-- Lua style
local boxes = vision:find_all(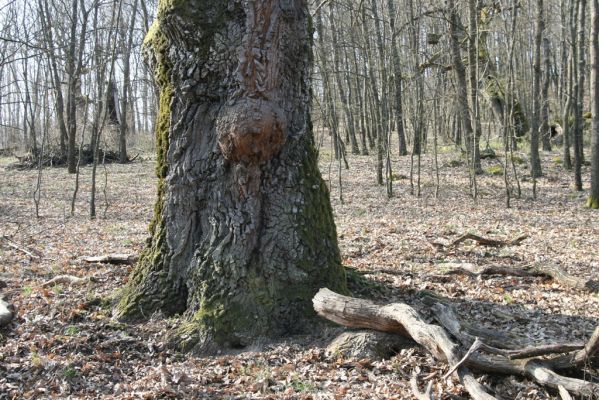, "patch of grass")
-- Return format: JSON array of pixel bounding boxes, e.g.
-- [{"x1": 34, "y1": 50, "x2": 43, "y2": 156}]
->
[
  {"x1": 503, "y1": 294, "x2": 514, "y2": 304},
  {"x1": 22, "y1": 285, "x2": 34, "y2": 296},
  {"x1": 65, "y1": 326, "x2": 78, "y2": 336},
  {"x1": 122, "y1": 239, "x2": 134, "y2": 247},
  {"x1": 50, "y1": 263, "x2": 61, "y2": 274},
  {"x1": 317, "y1": 148, "x2": 333, "y2": 159},
  {"x1": 63, "y1": 365, "x2": 77, "y2": 379},
  {"x1": 445, "y1": 159, "x2": 464, "y2": 168},
  {"x1": 354, "y1": 208, "x2": 366, "y2": 217},
  {"x1": 509, "y1": 154, "x2": 525, "y2": 165},
  {"x1": 486, "y1": 165, "x2": 504, "y2": 175},
  {"x1": 552, "y1": 156, "x2": 563, "y2": 165},
  {"x1": 290, "y1": 377, "x2": 315, "y2": 392},
  {"x1": 52, "y1": 284, "x2": 63, "y2": 295},
  {"x1": 30, "y1": 351, "x2": 42, "y2": 367}
]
